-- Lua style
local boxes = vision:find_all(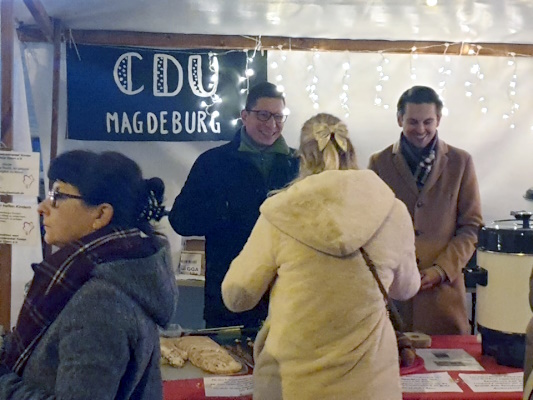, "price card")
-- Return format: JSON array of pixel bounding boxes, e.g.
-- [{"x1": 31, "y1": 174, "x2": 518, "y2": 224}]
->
[
  {"x1": 459, "y1": 372, "x2": 523, "y2": 392},
  {"x1": 402, "y1": 372, "x2": 463, "y2": 393},
  {"x1": 179, "y1": 251, "x2": 203, "y2": 276},
  {"x1": 204, "y1": 375, "x2": 253, "y2": 397}
]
